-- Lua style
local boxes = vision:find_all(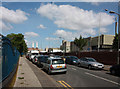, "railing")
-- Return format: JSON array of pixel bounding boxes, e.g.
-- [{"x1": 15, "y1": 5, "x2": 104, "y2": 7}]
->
[{"x1": 0, "y1": 34, "x2": 20, "y2": 87}]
